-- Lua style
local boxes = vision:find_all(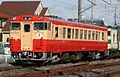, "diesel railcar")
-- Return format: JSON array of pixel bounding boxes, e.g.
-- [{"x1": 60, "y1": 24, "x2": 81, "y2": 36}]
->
[{"x1": 9, "y1": 15, "x2": 108, "y2": 62}]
